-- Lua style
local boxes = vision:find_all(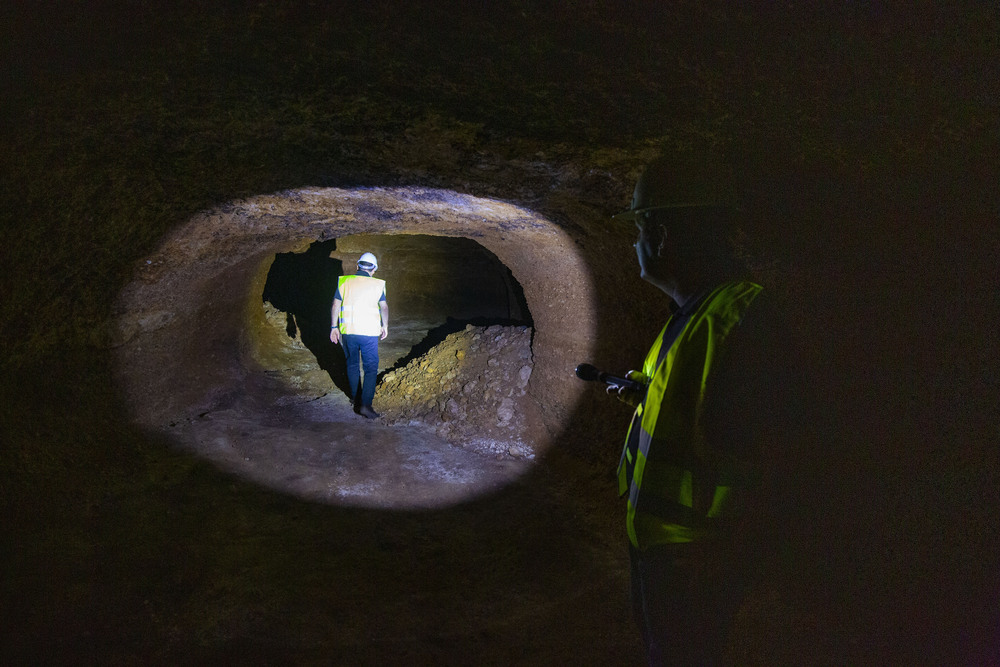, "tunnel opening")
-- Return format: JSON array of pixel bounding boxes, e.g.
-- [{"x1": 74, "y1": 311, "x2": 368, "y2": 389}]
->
[
  {"x1": 257, "y1": 235, "x2": 532, "y2": 387},
  {"x1": 114, "y1": 186, "x2": 597, "y2": 509},
  {"x1": 254, "y1": 233, "x2": 537, "y2": 457}
]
